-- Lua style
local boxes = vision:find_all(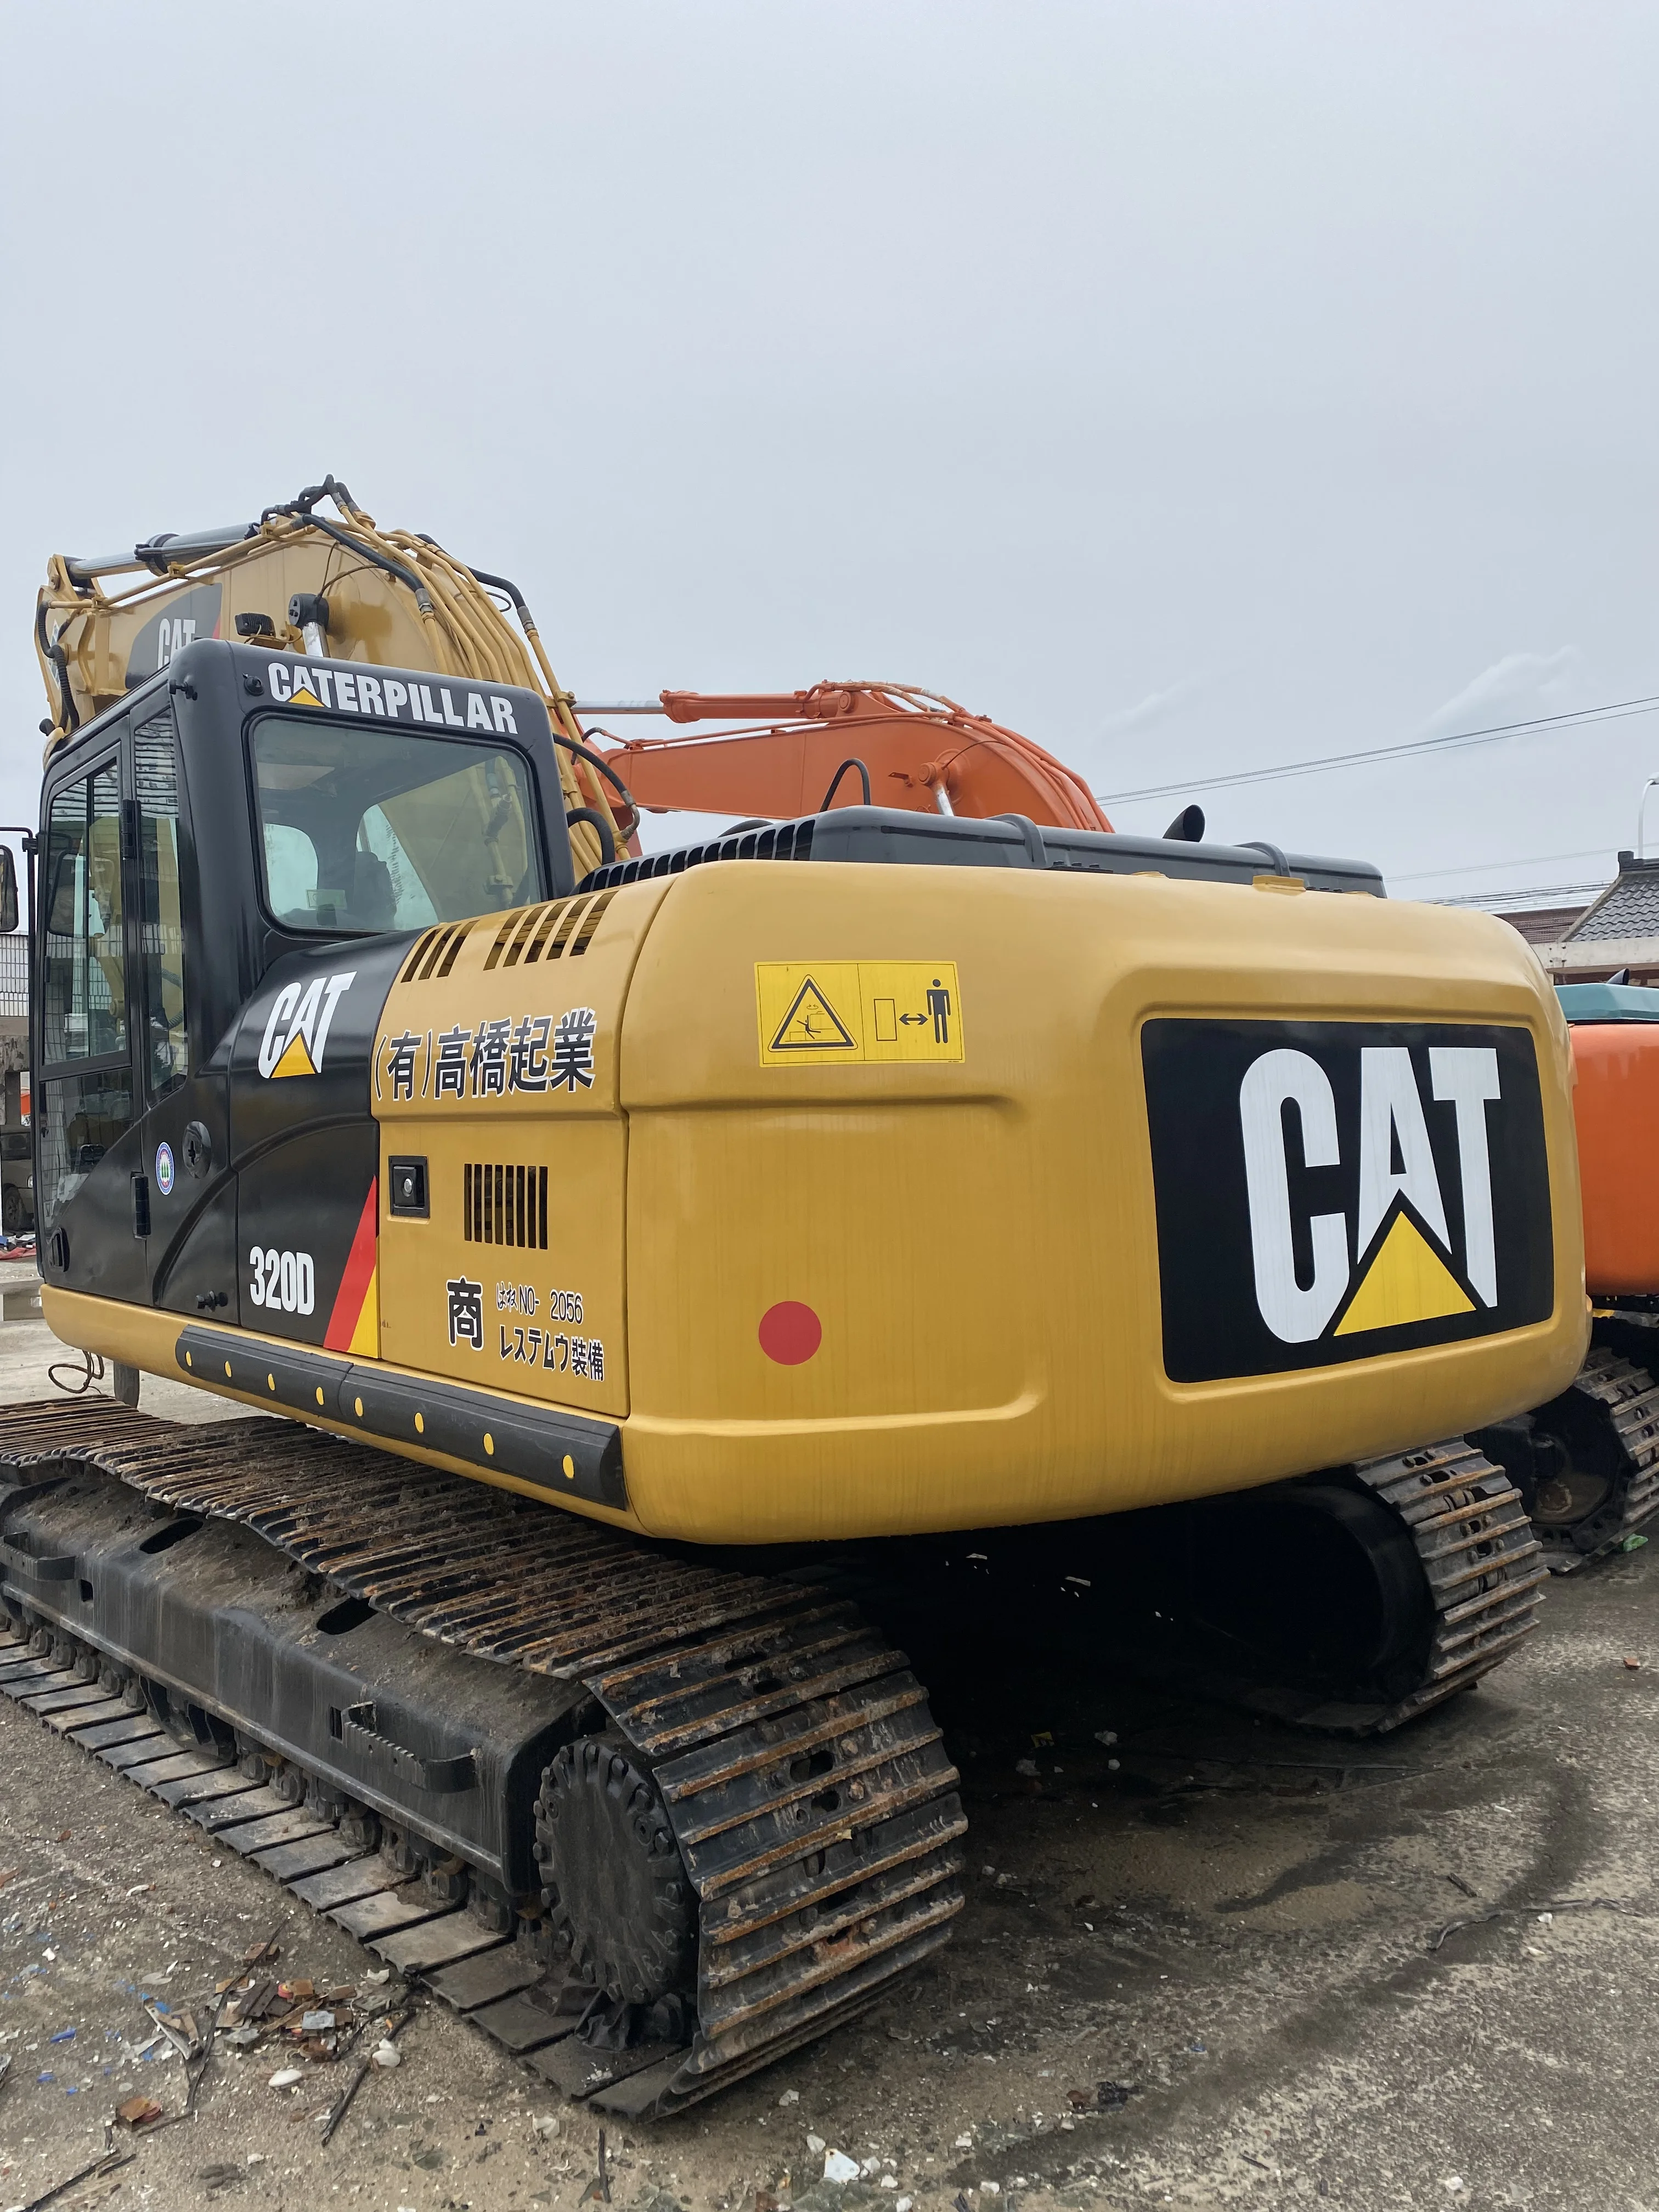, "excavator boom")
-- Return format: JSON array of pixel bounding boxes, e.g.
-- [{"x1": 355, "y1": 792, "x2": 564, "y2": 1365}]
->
[{"x1": 582, "y1": 682, "x2": 1112, "y2": 832}]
